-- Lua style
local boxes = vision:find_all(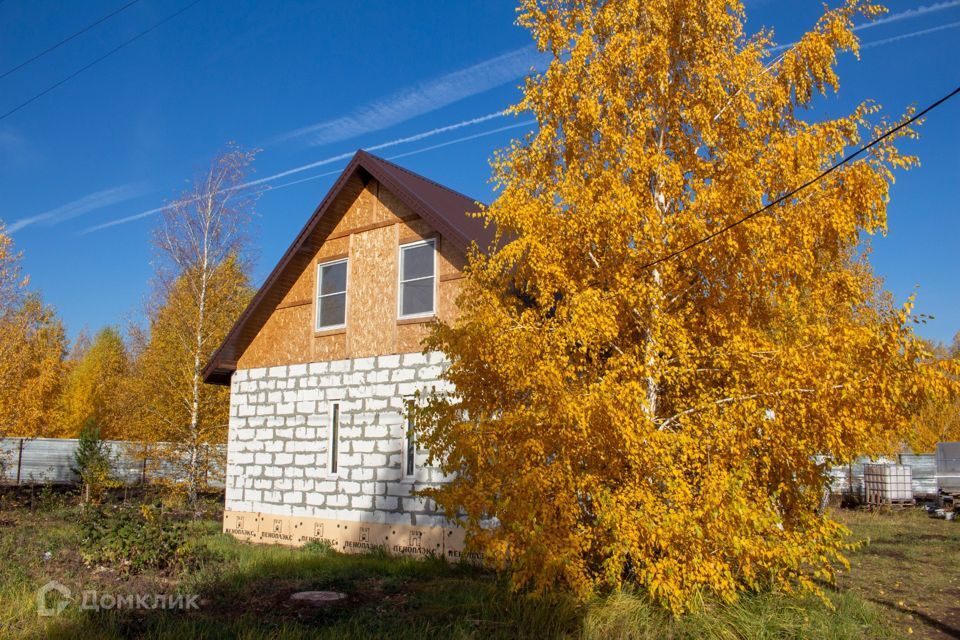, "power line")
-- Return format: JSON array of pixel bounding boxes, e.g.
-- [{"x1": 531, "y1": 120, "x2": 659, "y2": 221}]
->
[
  {"x1": 641, "y1": 83, "x2": 960, "y2": 271},
  {"x1": 0, "y1": 0, "x2": 203, "y2": 122},
  {"x1": 0, "y1": 0, "x2": 142, "y2": 80}
]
